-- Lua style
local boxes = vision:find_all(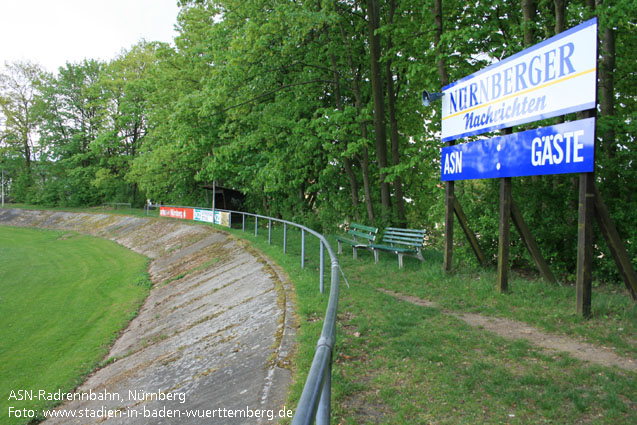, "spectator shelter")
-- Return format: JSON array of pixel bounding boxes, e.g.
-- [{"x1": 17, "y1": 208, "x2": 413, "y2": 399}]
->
[{"x1": 201, "y1": 183, "x2": 245, "y2": 212}]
